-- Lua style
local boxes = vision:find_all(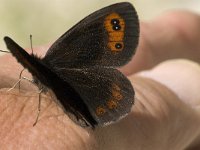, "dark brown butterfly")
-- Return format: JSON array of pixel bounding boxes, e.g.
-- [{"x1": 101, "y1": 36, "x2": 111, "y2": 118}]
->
[{"x1": 4, "y1": 2, "x2": 139, "y2": 128}]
